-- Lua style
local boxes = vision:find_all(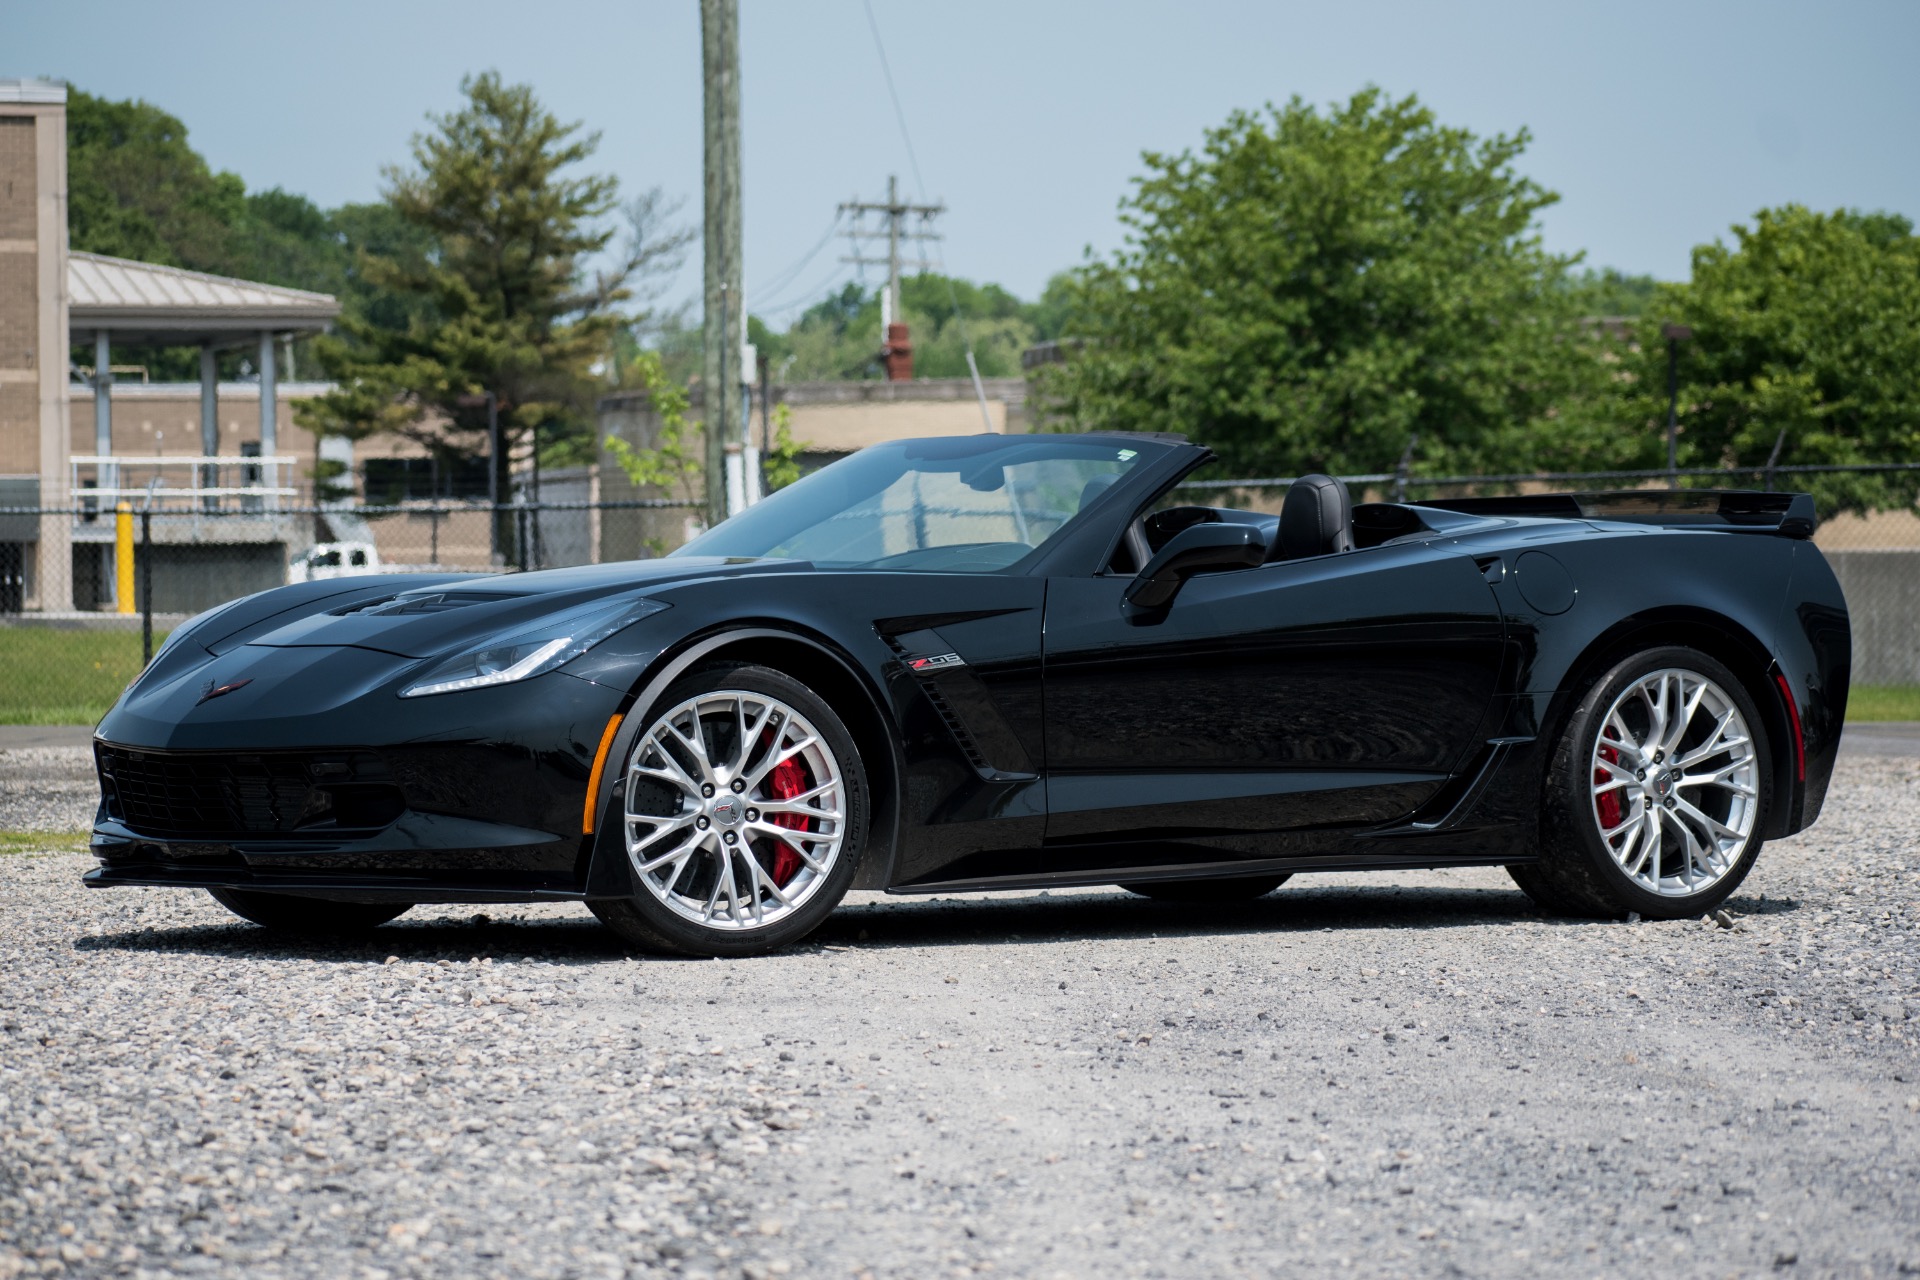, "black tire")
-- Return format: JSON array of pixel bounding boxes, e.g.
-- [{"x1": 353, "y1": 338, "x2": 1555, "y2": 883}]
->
[
  {"x1": 1119, "y1": 875, "x2": 1290, "y2": 903},
  {"x1": 206, "y1": 887, "x2": 409, "y2": 934},
  {"x1": 1511, "y1": 645, "x2": 1771, "y2": 920},
  {"x1": 589, "y1": 663, "x2": 869, "y2": 957}
]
